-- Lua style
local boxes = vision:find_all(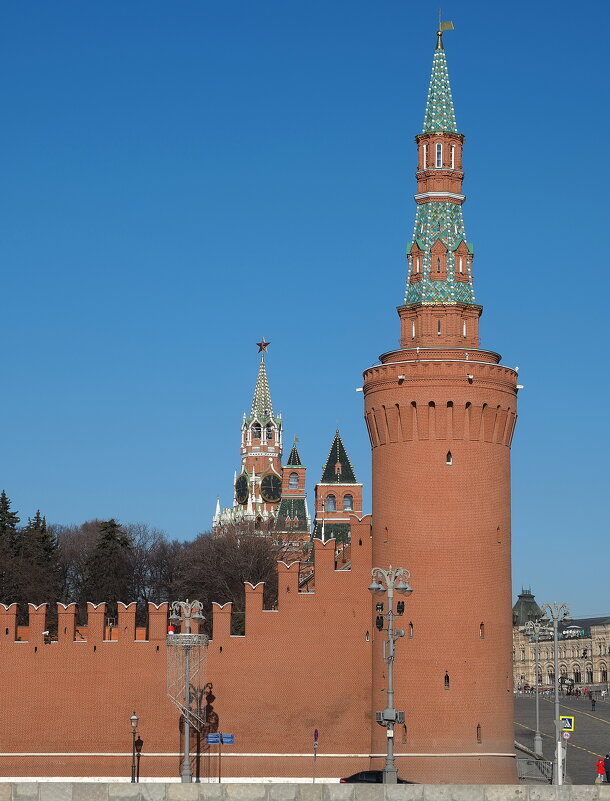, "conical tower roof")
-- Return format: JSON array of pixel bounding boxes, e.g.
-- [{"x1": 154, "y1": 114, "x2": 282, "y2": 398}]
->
[
  {"x1": 286, "y1": 442, "x2": 302, "y2": 466},
  {"x1": 320, "y1": 430, "x2": 357, "y2": 484},
  {"x1": 422, "y1": 32, "x2": 458, "y2": 133},
  {"x1": 250, "y1": 352, "x2": 274, "y2": 423}
]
